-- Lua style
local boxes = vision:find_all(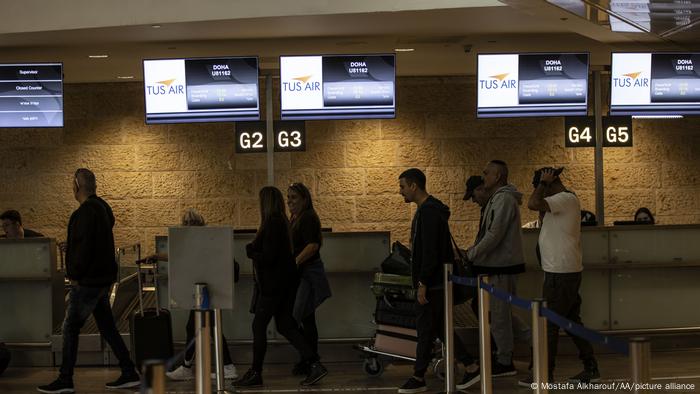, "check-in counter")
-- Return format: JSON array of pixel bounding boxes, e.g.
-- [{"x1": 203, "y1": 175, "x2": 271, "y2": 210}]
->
[
  {"x1": 0, "y1": 238, "x2": 63, "y2": 349},
  {"x1": 519, "y1": 224, "x2": 700, "y2": 331},
  {"x1": 155, "y1": 231, "x2": 389, "y2": 342}
]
